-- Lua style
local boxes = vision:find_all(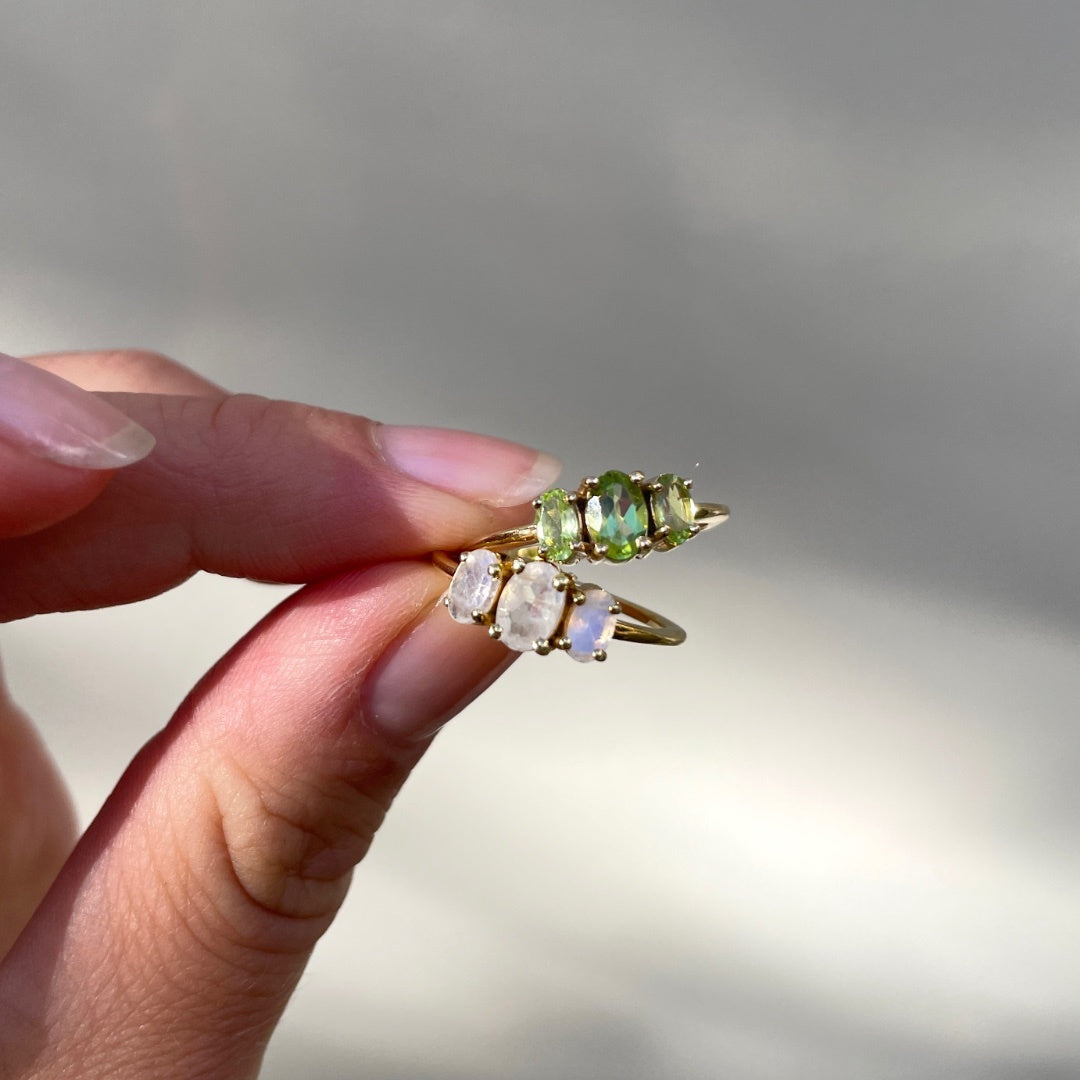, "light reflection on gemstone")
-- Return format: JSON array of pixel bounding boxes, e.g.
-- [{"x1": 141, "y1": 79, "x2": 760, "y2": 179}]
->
[
  {"x1": 447, "y1": 549, "x2": 502, "y2": 624},
  {"x1": 536, "y1": 488, "x2": 581, "y2": 563},
  {"x1": 584, "y1": 470, "x2": 648, "y2": 562},
  {"x1": 650, "y1": 474, "x2": 697, "y2": 546},
  {"x1": 566, "y1": 586, "x2": 617, "y2": 662},
  {"x1": 495, "y1": 561, "x2": 566, "y2": 652}
]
